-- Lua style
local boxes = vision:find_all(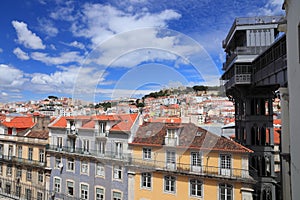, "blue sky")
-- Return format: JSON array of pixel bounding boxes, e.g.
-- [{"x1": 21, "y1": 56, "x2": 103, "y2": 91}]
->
[{"x1": 0, "y1": 0, "x2": 284, "y2": 103}]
